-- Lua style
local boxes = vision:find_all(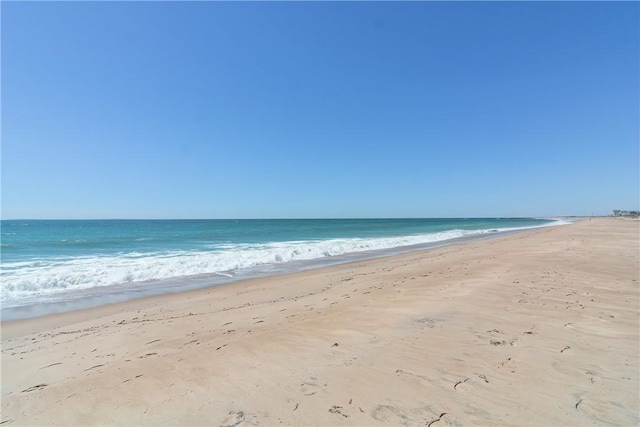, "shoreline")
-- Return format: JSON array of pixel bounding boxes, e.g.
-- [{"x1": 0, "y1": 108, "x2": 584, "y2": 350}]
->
[
  {"x1": 2, "y1": 217, "x2": 638, "y2": 426},
  {"x1": 1, "y1": 221, "x2": 566, "y2": 322},
  {"x1": 0, "y1": 227, "x2": 540, "y2": 334}
]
